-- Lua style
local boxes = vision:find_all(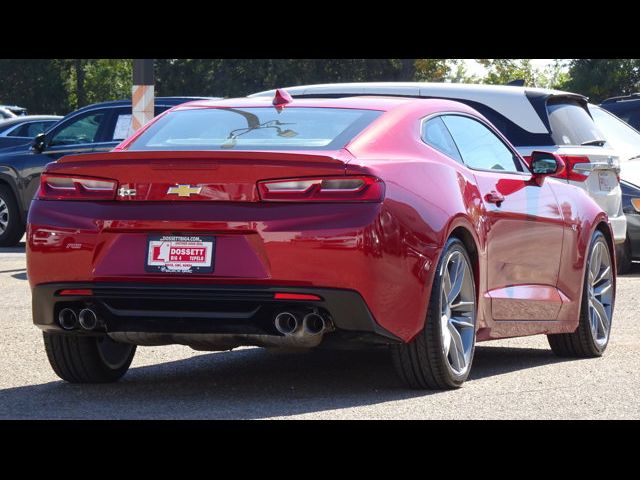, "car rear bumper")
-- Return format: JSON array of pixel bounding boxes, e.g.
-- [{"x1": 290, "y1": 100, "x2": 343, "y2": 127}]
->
[
  {"x1": 31, "y1": 282, "x2": 402, "y2": 346},
  {"x1": 609, "y1": 212, "x2": 627, "y2": 244},
  {"x1": 626, "y1": 213, "x2": 640, "y2": 259}
]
